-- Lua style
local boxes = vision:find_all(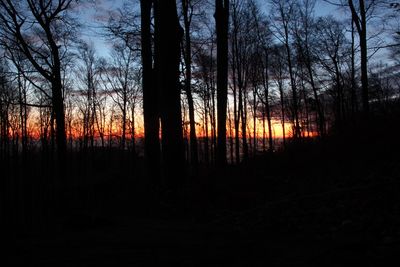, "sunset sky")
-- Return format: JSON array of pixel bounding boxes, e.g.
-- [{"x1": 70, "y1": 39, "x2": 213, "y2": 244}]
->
[{"x1": 80, "y1": 0, "x2": 340, "y2": 57}]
